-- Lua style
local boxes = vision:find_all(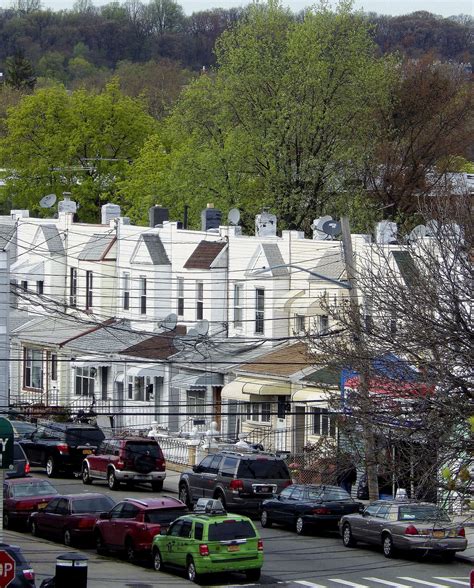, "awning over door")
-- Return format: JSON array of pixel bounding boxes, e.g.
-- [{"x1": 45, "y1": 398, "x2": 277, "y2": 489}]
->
[
  {"x1": 292, "y1": 387, "x2": 325, "y2": 406},
  {"x1": 116, "y1": 364, "x2": 164, "y2": 381},
  {"x1": 71, "y1": 355, "x2": 111, "y2": 368},
  {"x1": 274, "y1": 289, "x2": 305, "y2": 312},
  {"x1": 222, "y1": 377, "x2": 290, "y2": 402}
]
